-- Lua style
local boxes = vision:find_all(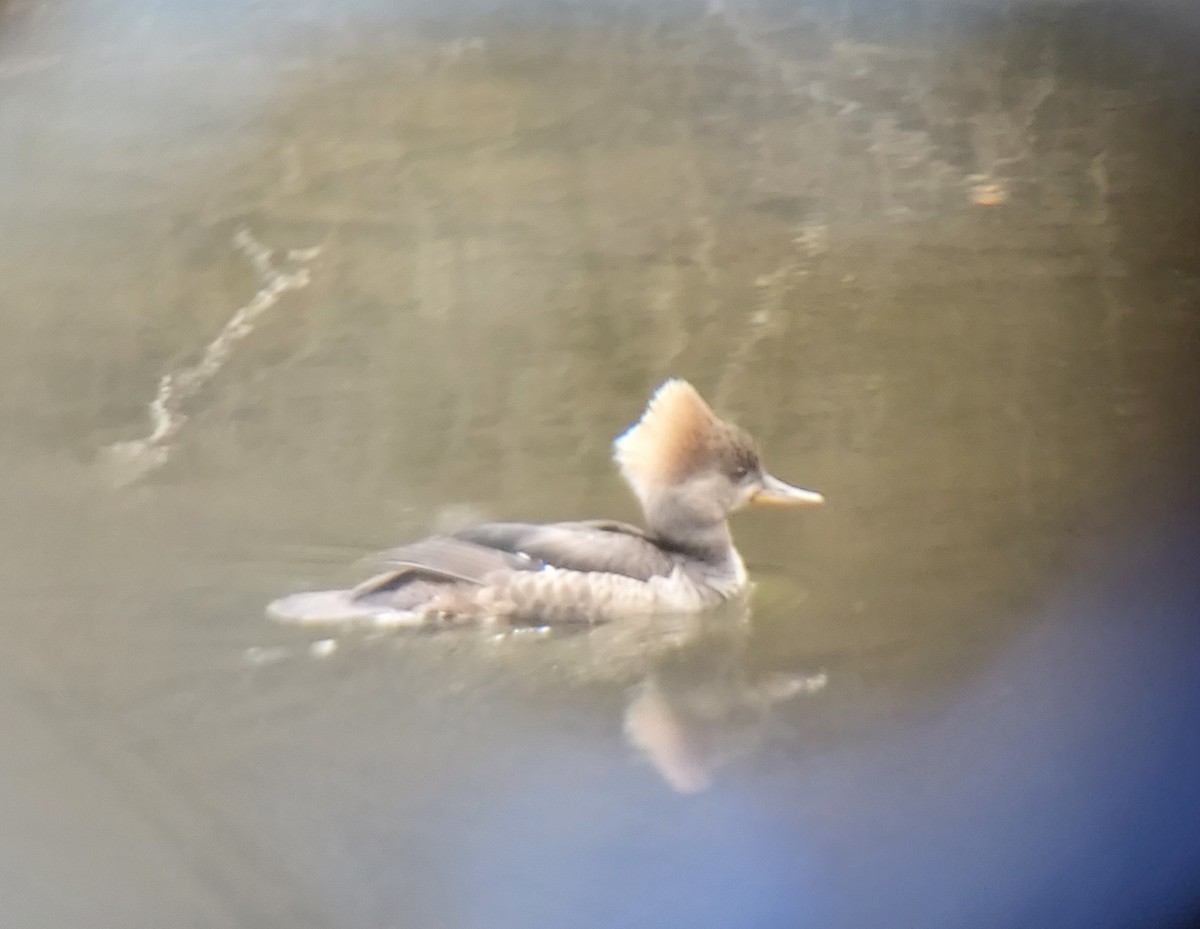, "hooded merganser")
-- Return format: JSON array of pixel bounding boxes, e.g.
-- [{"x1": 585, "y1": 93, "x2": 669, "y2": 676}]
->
[{"x1": 267, "y1": 379, "x2": 824, "y2": 626}]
